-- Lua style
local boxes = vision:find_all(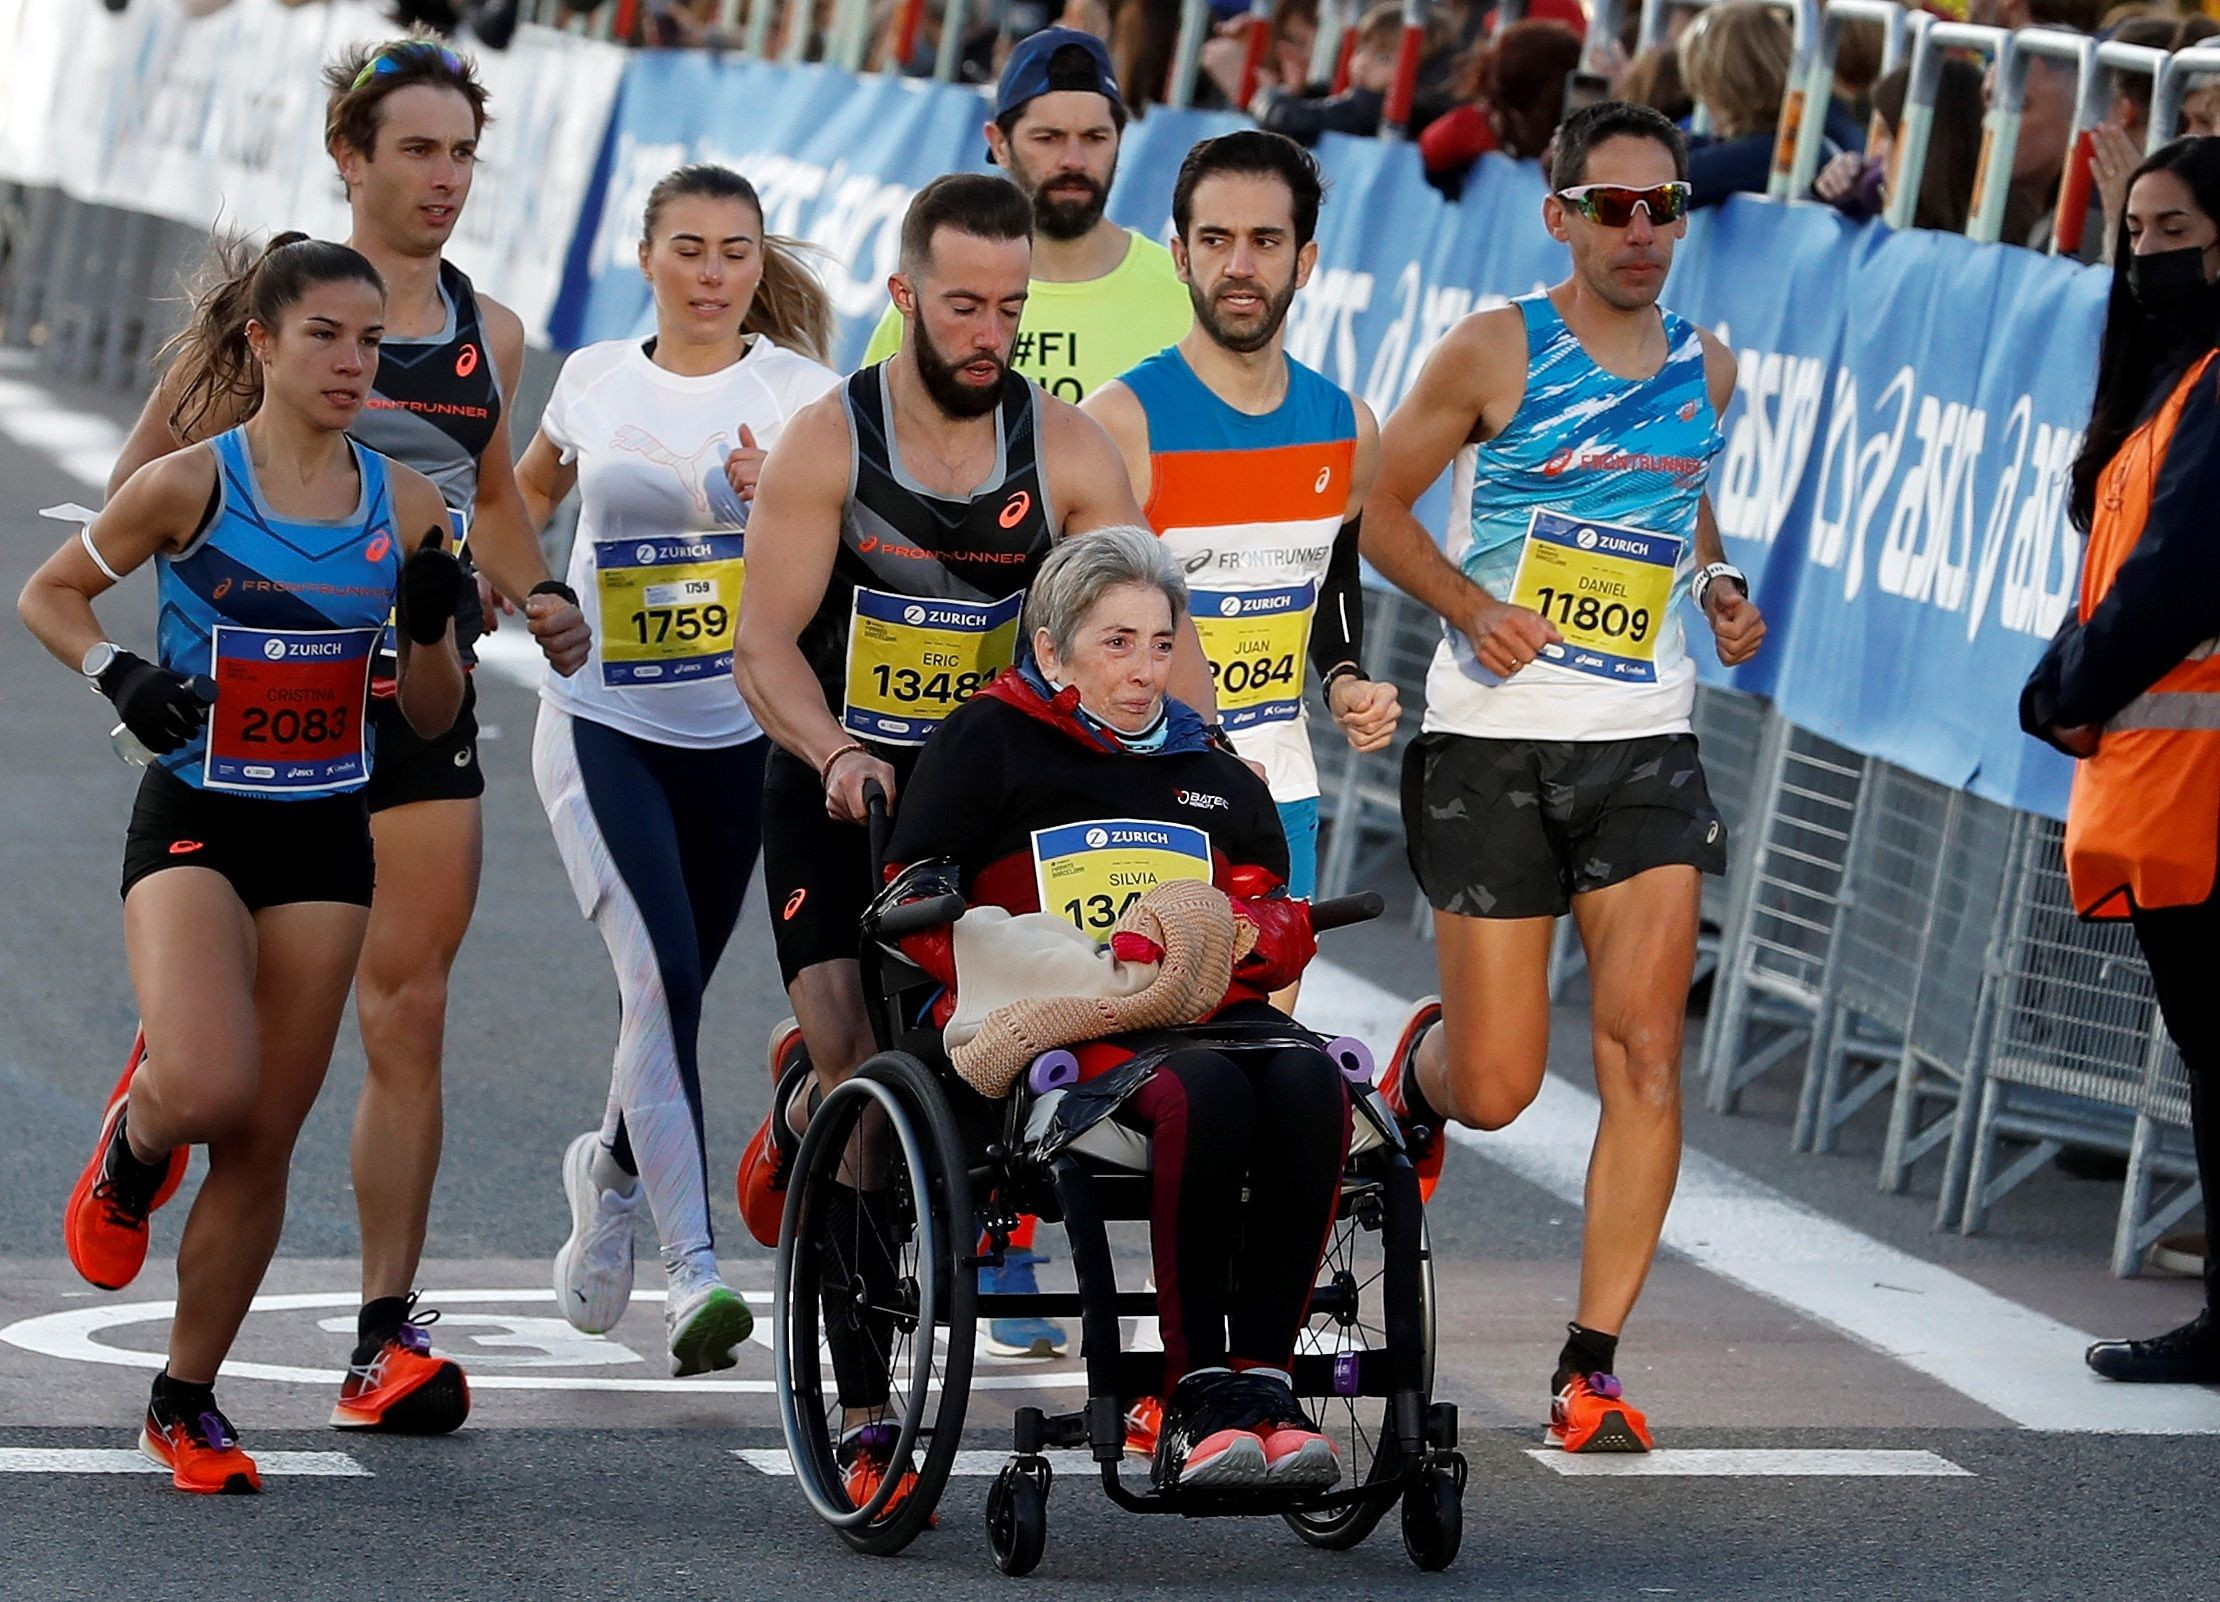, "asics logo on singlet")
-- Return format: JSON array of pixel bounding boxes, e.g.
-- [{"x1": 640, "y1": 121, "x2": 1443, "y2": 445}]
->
[
  {"x1": 364, "y1": 533, "x2": 391, "y2": 564},
  {"x1": 211, "y1": 579, "x2": 234, "y2": 601},
  {"x1": 1176, "y1": 789, "x2": 1229, "y2": 811},
  {"x1": 998, "y1": 491, "x2": 1032, "y2": 529},
  {"x1": 455, "y1": 343, "x2": 480, "y2": 379},
  {"x1": 1183, "y1": 550, "x2": 1214, "y2": 575},
  {"x1": 1313, "y1": 467, "x2": 1332, "y2": 494}
]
